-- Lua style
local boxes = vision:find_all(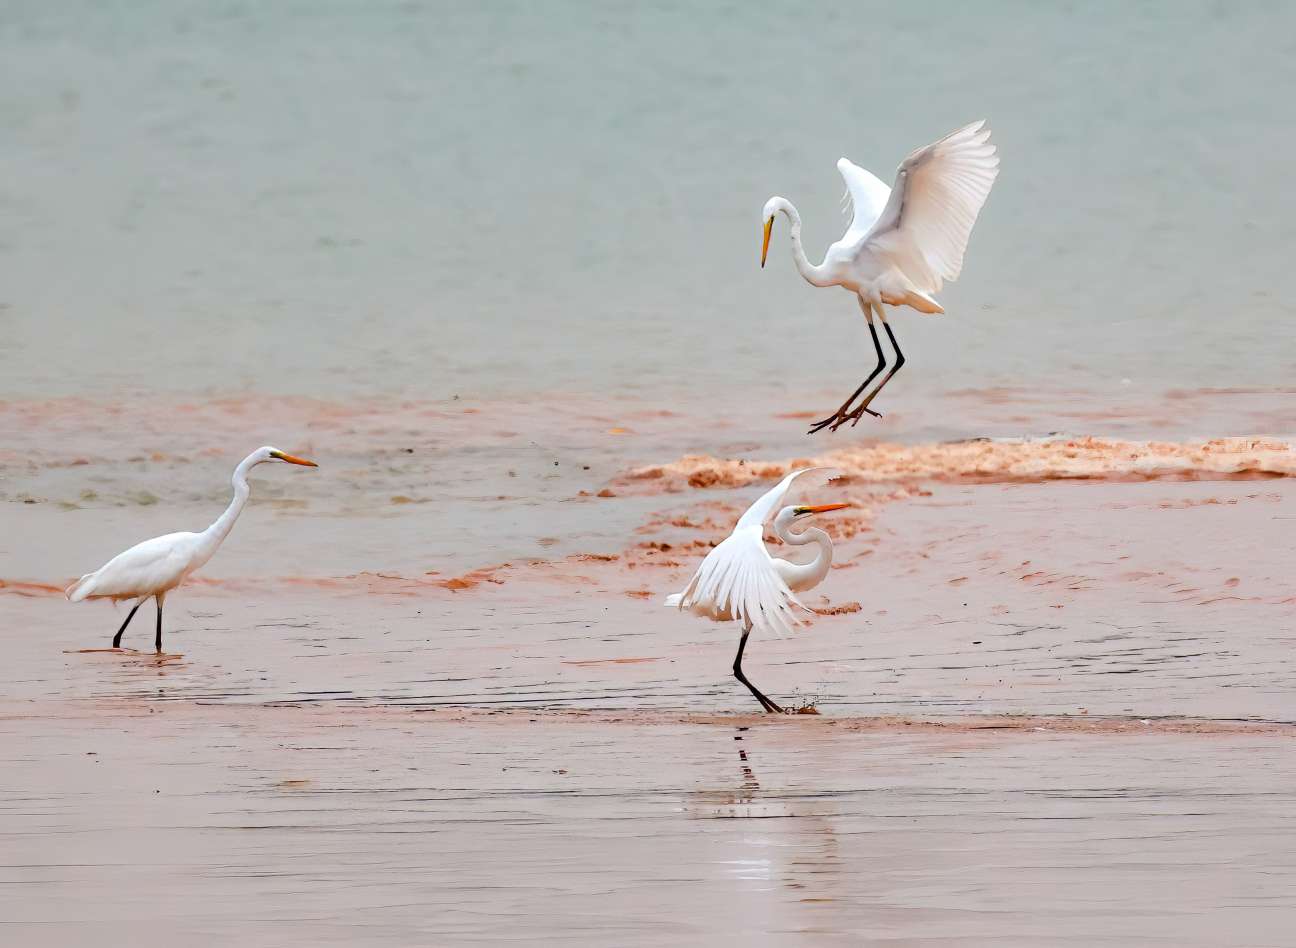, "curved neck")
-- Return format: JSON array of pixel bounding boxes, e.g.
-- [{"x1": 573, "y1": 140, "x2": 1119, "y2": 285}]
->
[
  {"x1": 776, "y1": 200, "x2": 832, "y2": 287},
  {"x1": 772, "y1": 519, "x2": 833, "y2": 592},
  {"x1": 202, "y1": 454, "x2": 258, "y2": 547}
]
